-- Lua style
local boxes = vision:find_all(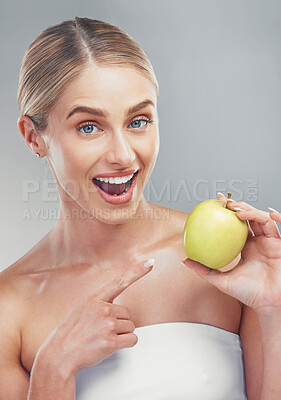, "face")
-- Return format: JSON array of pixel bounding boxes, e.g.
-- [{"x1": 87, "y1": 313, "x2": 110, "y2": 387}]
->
[{"x1": 43, "y1": 64, "x2": 159, "y2": 223}]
